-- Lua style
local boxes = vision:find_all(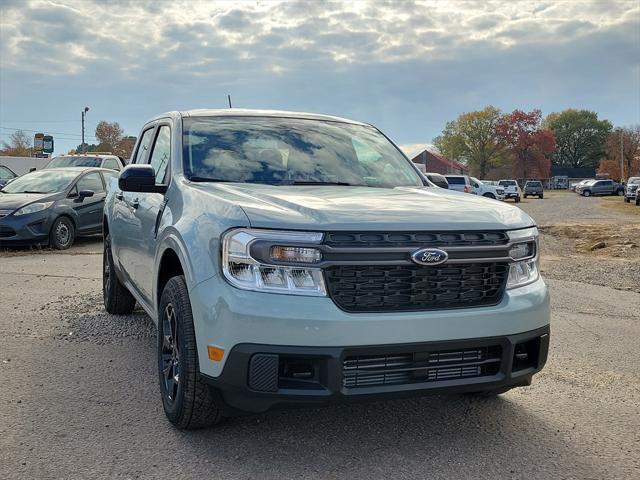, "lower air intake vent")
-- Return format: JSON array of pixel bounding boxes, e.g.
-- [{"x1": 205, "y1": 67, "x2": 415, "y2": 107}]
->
[{"x1": 343, "y1": 346, "x2": 502, "y2": 388}]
